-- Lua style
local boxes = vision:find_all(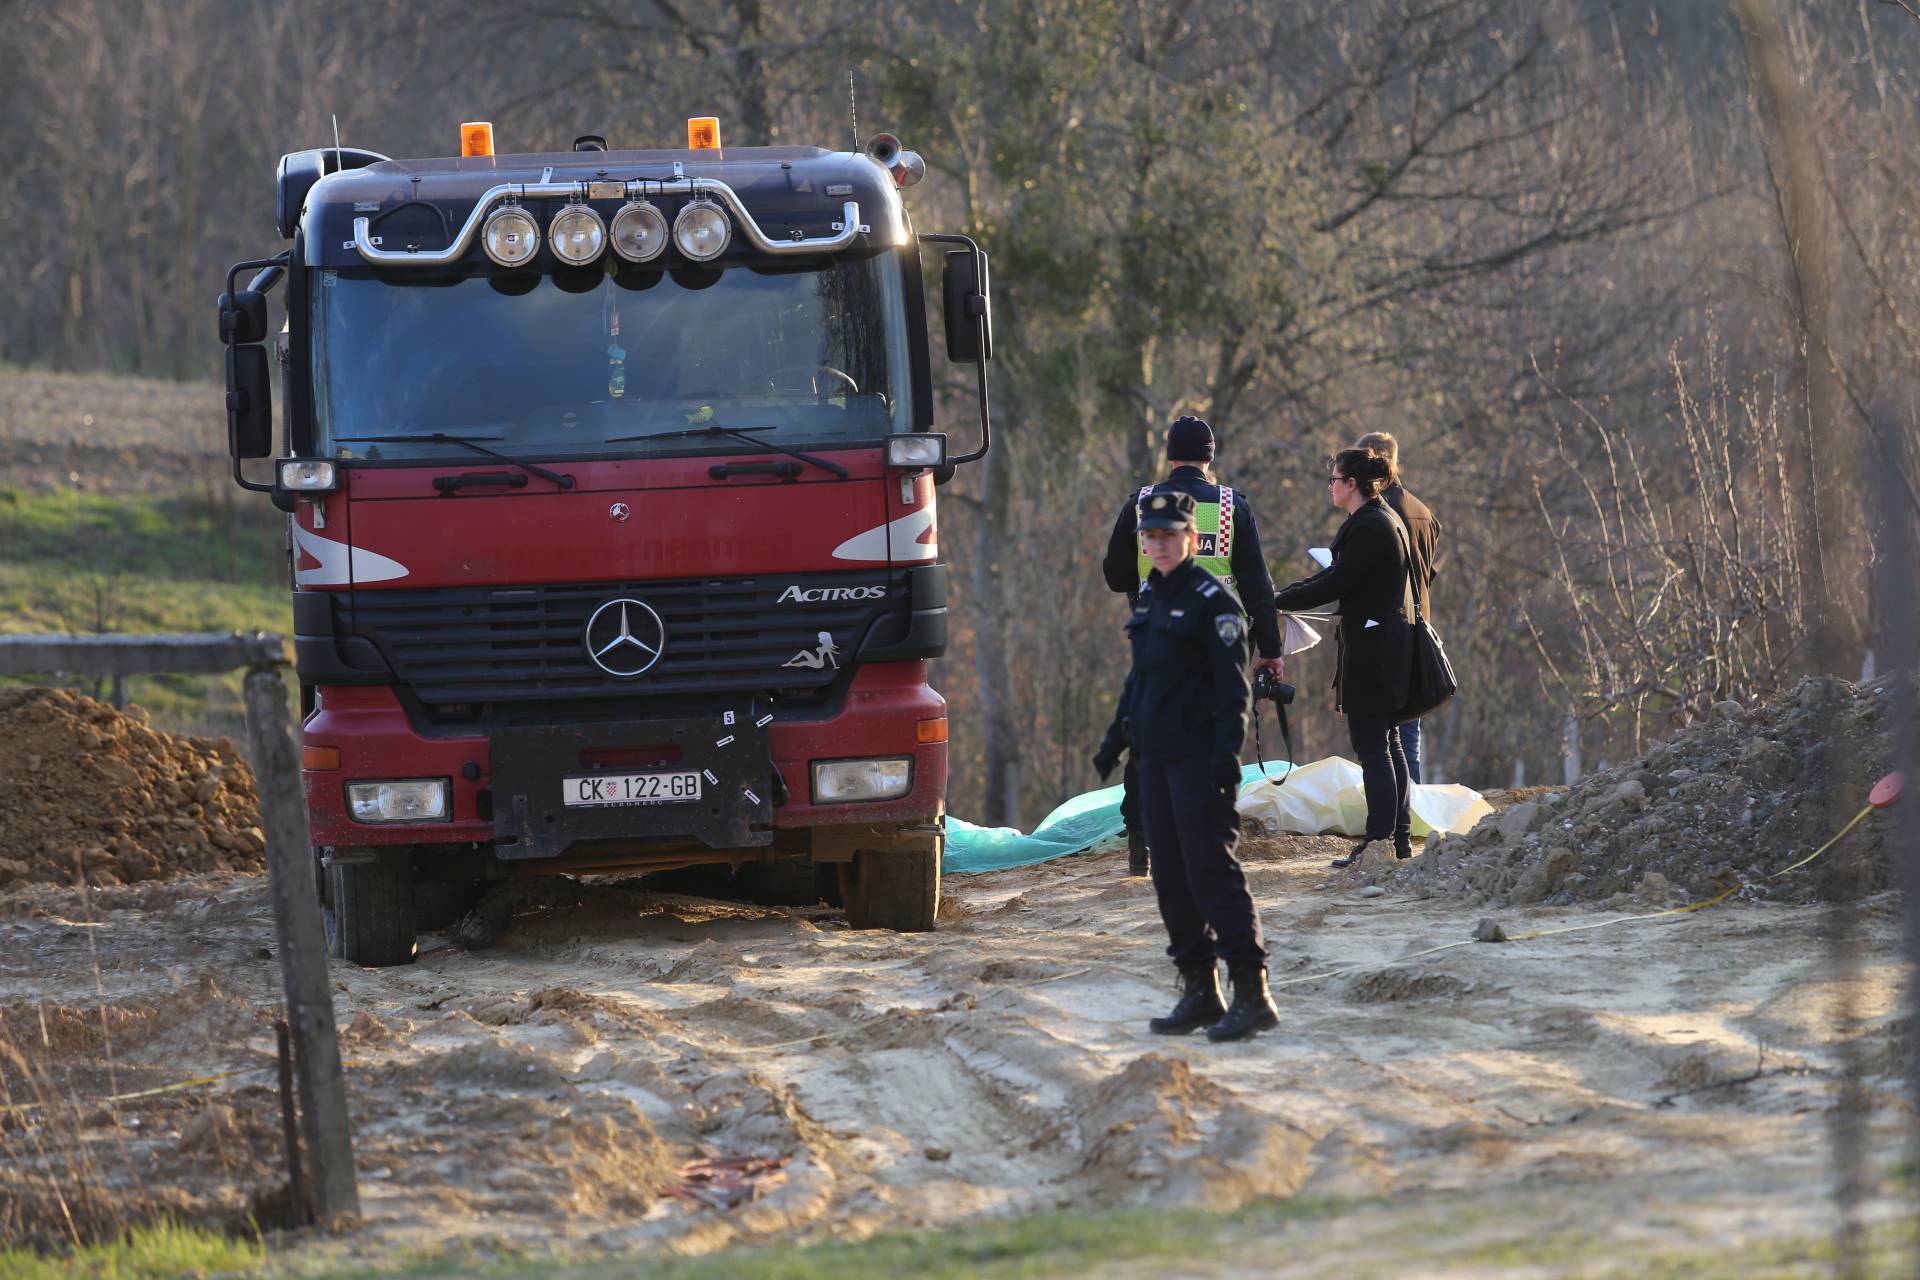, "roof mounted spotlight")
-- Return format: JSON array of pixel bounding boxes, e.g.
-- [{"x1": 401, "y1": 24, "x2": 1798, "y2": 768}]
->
[
  {"x1": 550, "y1": 202, "x2": 607, "y2": 265},
  {"x1": 610, "y1": 200, "x2": 669, "y2": 263},
  {"x1": 481, "y1": 204, "x2": 540, "y2": 267},
  {"x1": 672, "y1": 200, "x2": 731, "y2": 262}
]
